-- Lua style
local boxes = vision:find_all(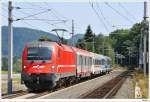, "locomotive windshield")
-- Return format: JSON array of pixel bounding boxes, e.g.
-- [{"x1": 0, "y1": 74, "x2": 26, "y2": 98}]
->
[{"x1": 27, "y1": 47, "x2": 52, "y2": 61}]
